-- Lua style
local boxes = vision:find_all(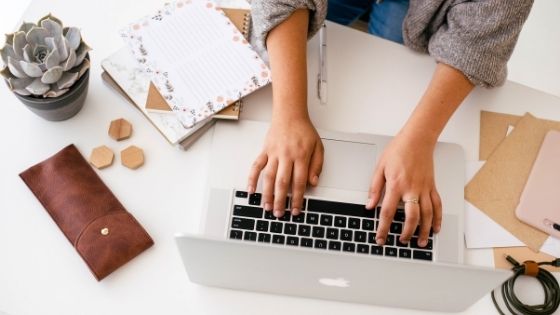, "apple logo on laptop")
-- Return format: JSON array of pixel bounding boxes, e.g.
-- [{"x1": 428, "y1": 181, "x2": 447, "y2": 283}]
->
[{"x1": 319, "y1": 277, "x2": 350, "y2": 288}]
